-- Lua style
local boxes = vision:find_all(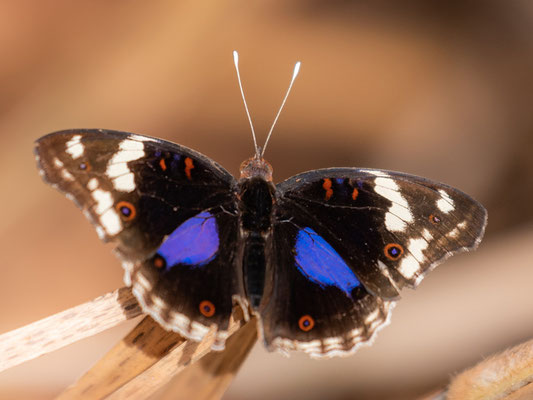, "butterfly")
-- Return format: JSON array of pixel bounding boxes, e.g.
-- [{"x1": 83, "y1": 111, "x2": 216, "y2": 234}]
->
[{"x1": 34, "y1": 54, "x2": 487, "y2": 358}]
